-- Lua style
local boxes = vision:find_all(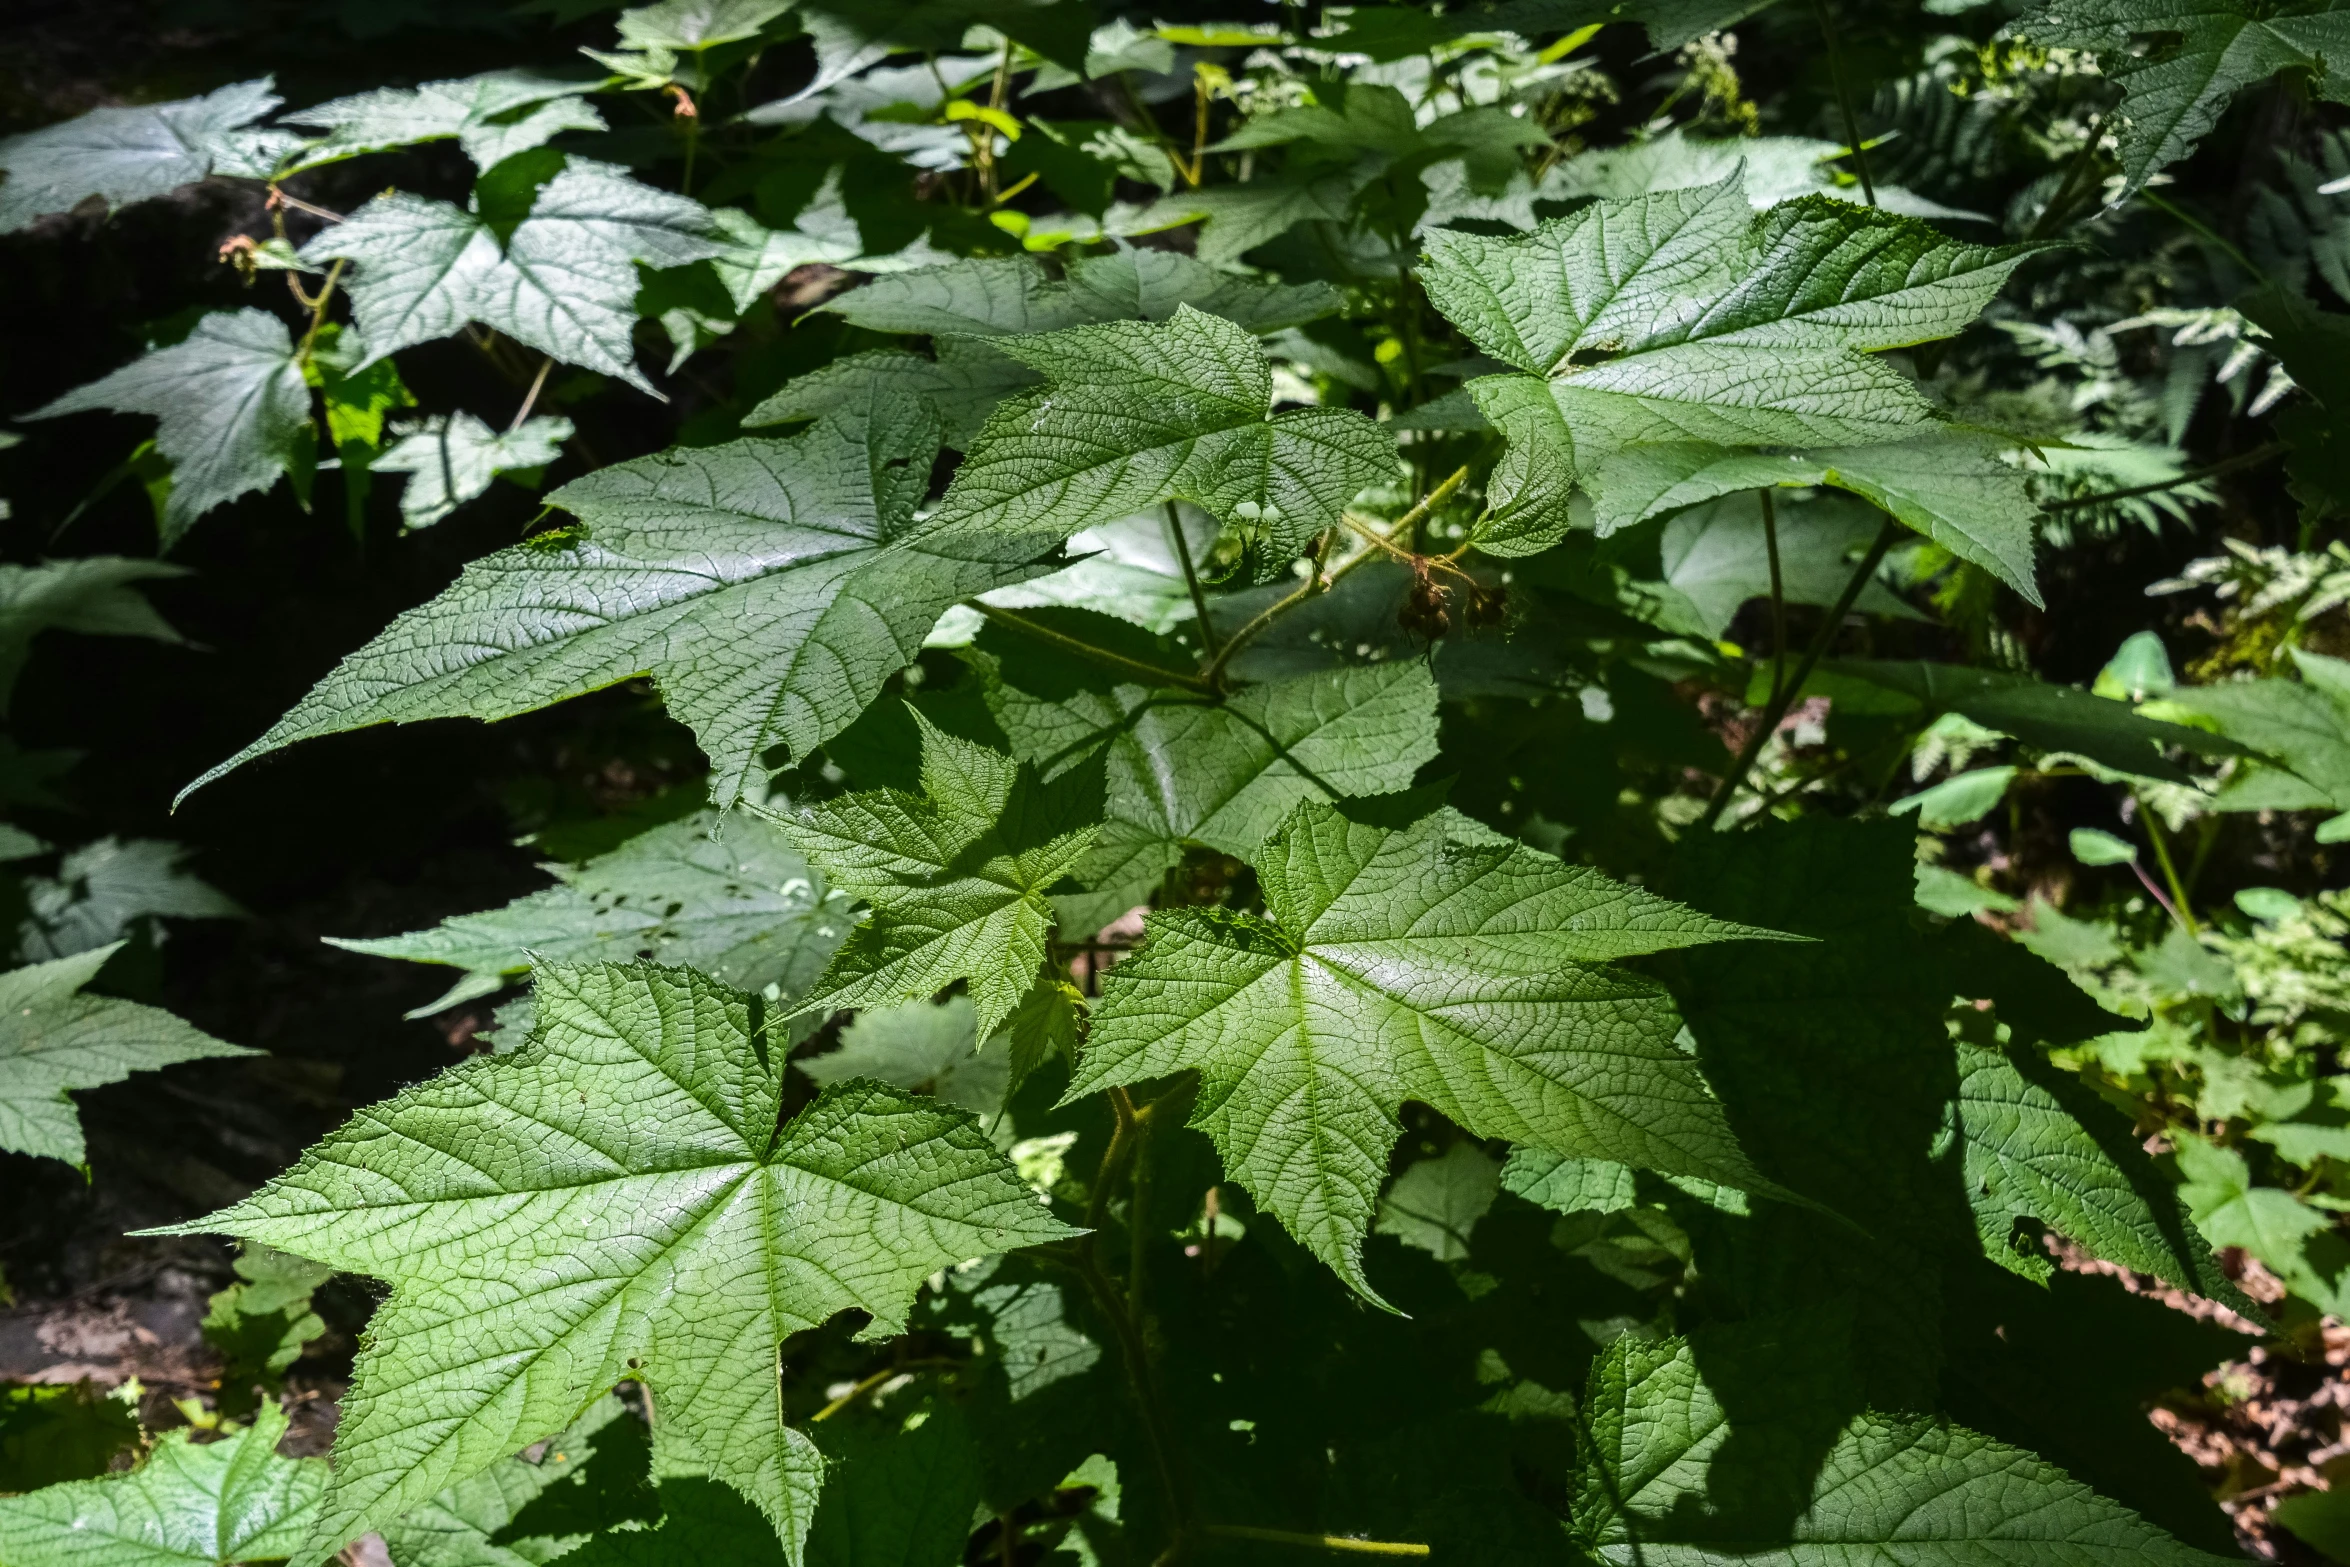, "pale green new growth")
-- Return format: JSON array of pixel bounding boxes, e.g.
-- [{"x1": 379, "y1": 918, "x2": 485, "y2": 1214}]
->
[
  {"x1": 285, "y1": 70, "x2": 606, "y2": 172},
  {"x1": 153, "y1": 960, "x2": 1075, "y2": 1565},
  {"x1": 2003, "y1": 0, "x2": 2350, "y2": 194},
  {"x1": 1576, "y1": 1327, "x2": 2229, "y2": 1565},
  {"x1": 768, "y1": 715, "x2": 1097, "y2": 1040},
  {"x1": 0, "y1": 79, "x2": 289, "y2": 231},
  {"x1": 374, "y1": 411, "x2": 574, "y2": 529},
  {"x1": 1952, "y1": 1040, "x2": 2236, "y2": 1297},
  {"x1": 303, "y1": 157, "x2": 727, "y2": 392},
  {"x1": 1072, "y1": 799, "x2": 1787, "y2": 1300},
  {"x1": 987, "y1": 660, "x2": 1442, "y2": 918},
  {"x1": 181, "y1": 404, "x2": 1059, "y2": 809},
  {"x1": 27, "y1": 310, "x2": 313, "y2": 543},
  {"x1": 924, "y1": 305, "x2": 1393, "y2": 566},
  {"x1": 329, "y1": 809, "x2": 849, "y2": 1016},
  {"x1": 0, "y1": 1398, "x2": 326, "y2": 1567},
  {"x1": 0, "y1": 941, "x2": 255, "y2": 1167}
]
